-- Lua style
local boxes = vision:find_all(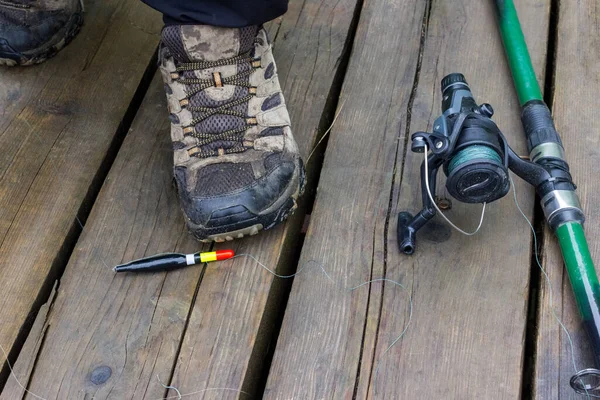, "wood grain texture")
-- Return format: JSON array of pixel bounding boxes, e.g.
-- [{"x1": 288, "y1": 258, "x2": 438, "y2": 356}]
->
[
  {"x1": 0, "y1": 285, "x2": 56, "y2": 400},
  {"x1": 9, "y1": 74, "x2": 207, "y2": 399},
  {"x1": 5, "y1": 0, "x2": 362, "y2": 398},
  {"x1": 265, "y1": 0, "x2": 427, "y2": 397},
  {"x1": 373, "y1": 0, "x2": 549, "y2": 398},
  {"x1": 0, "y1": 0, "x2": 161, "y2": 374},
  {"x1": 267, "y1": 0, "x2": 550, "y2": 398},
  {"x1": 533, "y1": 1, "x2": 600, "y2": 398},
  {"x1": 168, "y1": 0, "x2": 363, "y2": 398}
]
